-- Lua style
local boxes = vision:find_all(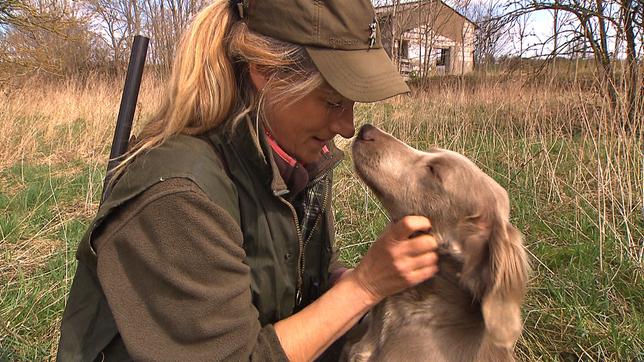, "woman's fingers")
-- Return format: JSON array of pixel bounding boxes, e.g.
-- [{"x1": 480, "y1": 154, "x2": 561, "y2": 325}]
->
[
  {"x1": 391, "y1": 232, "x2": 440, "y2": 284},
  {"x1": 388, "y1": 215, "x2": 432, "y2": 240},
  {"x1": 407, "y1": 251, "x2": 439, "y2": 272},
  {"x1": 404, "y1": 234, "x2": 438, "y2": 256},
  {"x1": 353, "y1": 215, "x2": 440, "y2": 302},
  {"x1": 409, "y1": 264, "x2": 440, "y2": 282}
]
